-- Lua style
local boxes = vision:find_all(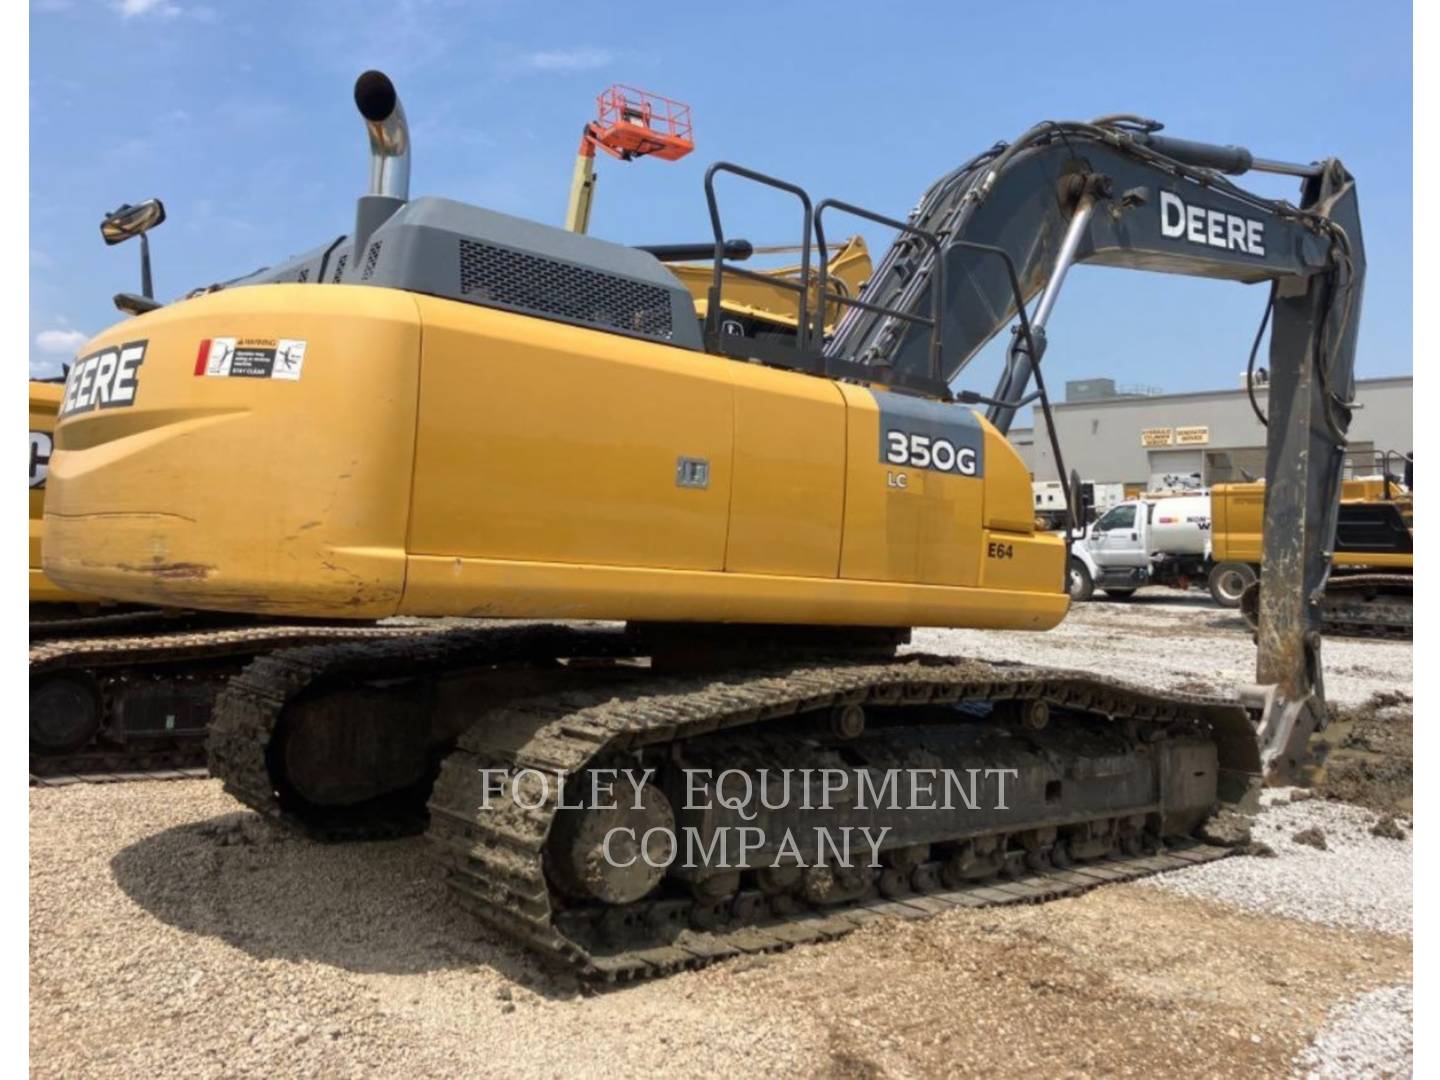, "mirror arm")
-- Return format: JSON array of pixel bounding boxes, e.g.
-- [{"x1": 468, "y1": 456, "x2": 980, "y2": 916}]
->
[{"x1": 140, "y1": 232, "x2": 153, "y2": 300}]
